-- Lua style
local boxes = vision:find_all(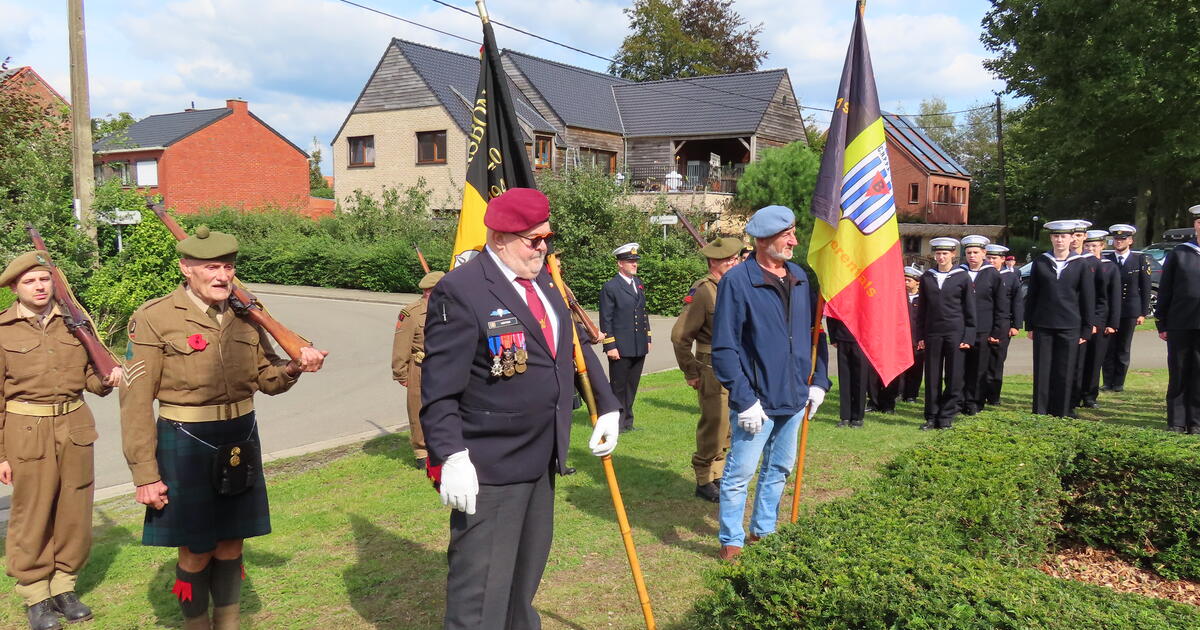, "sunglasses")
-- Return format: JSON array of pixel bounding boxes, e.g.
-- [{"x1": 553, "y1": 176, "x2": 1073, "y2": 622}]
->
[{"x1": 514, "y1": 231, "x2": 555, "y2": 249}]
